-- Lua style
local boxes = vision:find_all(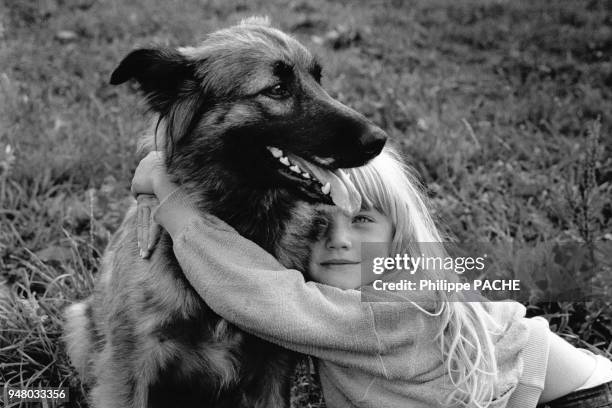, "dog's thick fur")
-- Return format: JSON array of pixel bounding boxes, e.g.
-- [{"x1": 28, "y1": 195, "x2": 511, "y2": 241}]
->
[{"x1": 63, "y1": 17, "x2": 386, "y2": 408}]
